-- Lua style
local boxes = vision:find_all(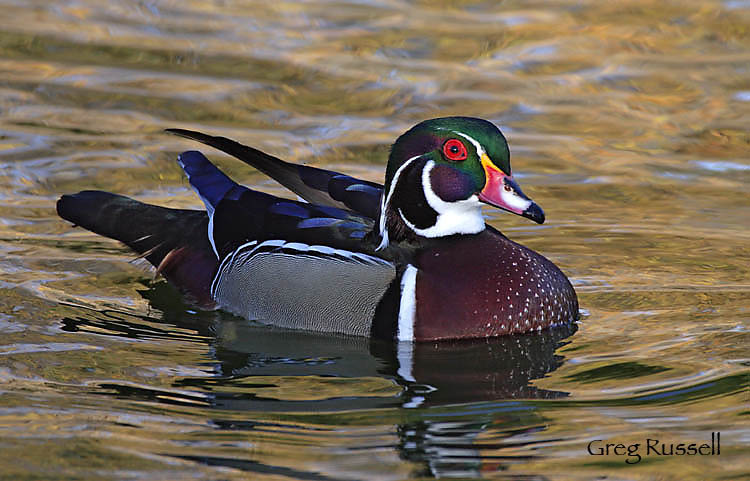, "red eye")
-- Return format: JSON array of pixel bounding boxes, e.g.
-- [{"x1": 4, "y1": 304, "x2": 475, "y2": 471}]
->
[{"x1": 443, "y1": 139, "x2": 468, "y2": 161}]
